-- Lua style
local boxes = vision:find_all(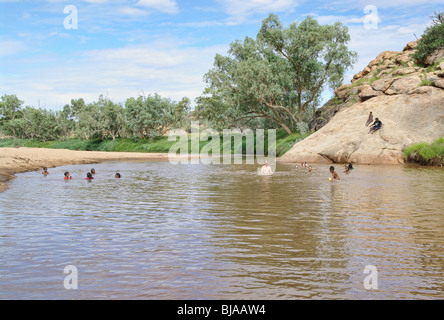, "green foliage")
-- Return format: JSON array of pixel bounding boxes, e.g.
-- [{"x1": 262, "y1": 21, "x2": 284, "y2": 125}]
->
[
  {"x1": 0, "y1": 129, "x2": 309, "y2": 156},
  {"x1": 419, "y1": 79, "x2": 432, "y2": 86},
  {"x1": 197, "y1": 14, "x2": 357, "y2": 135},
  {"x1": 419, "y1": 70, "x2": 432, "y2": 86},
  {"x1": 351, "y1": 78, "x2": 367, "y2": 87},
  {"x1": 412, "y1": 17, "x2": 444, "y2": 64},
  {"x1": 404, "y1": 137, "x2": 444, "y2": 165},
  {"x1": 368, "y1": 76, "x2": 380, "y2": 84},
  {"x1": 330, "y1": 96, "x2": 343, "y2": 105},
  {"x1": 0, "y1": 93, "x2": 190, "y2": 142},
  {"x1": 125, "y1": 93, "x2": 188, "y2": 140},
  {"x1": 275, "y1": 131, "x2": 312, "y2": 157},
  {"x1": 0, "y1": 94, "x2": 24, "y2": 137}
]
